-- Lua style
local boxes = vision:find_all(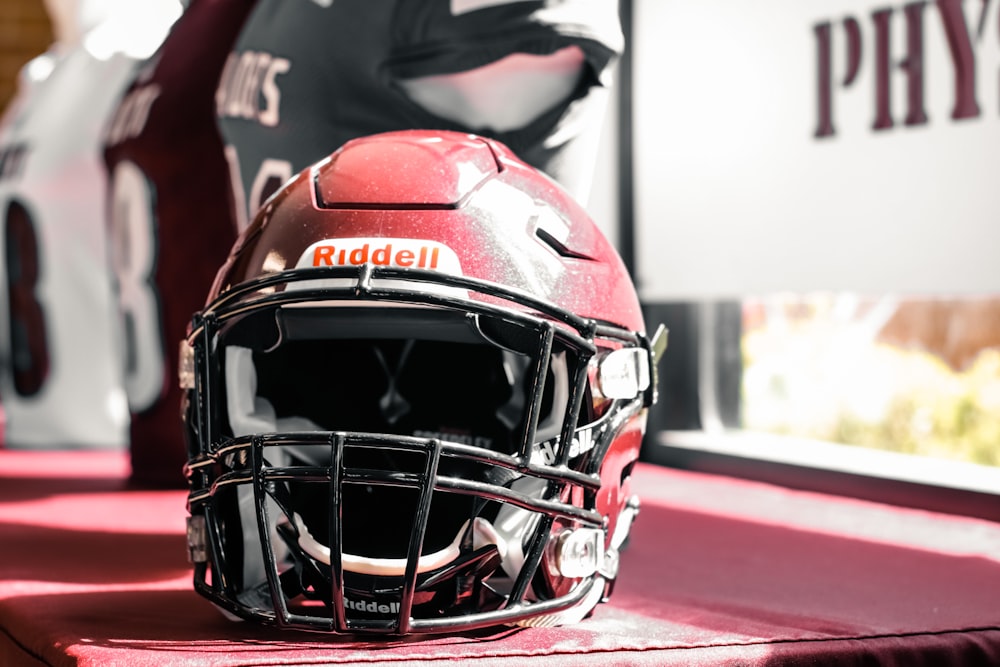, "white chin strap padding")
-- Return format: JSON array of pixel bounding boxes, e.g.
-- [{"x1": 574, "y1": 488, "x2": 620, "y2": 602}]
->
[{"x1": 293, "y1": 515, "x2": 508, "y2": 576}]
